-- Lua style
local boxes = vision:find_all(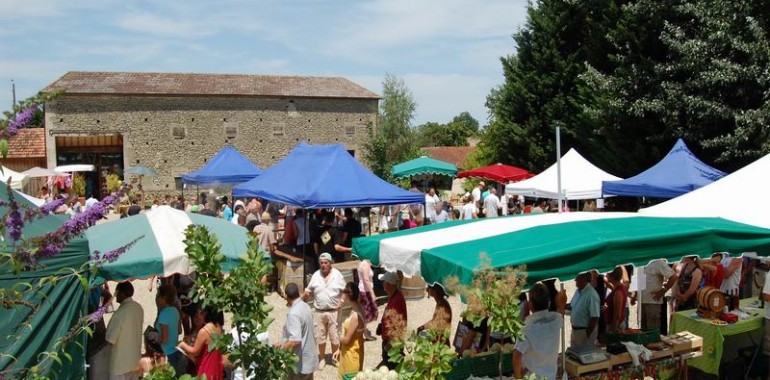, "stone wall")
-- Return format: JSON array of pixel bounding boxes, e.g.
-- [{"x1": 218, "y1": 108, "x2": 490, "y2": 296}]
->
[{"x1": 45, "y1": 95, "x2": 378, "y2": 192}]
